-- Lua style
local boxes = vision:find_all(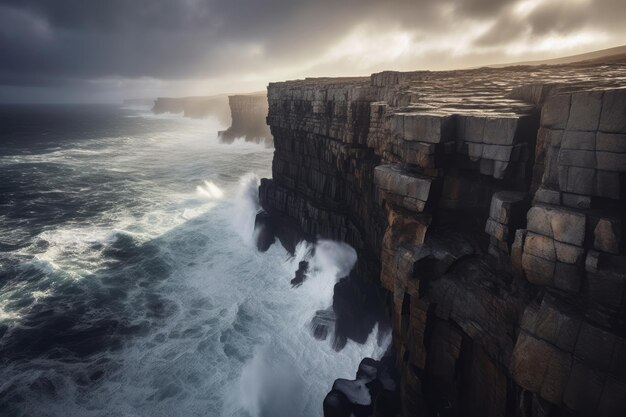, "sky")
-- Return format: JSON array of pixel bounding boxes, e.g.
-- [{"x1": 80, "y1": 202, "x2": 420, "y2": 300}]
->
[{"x1": 0, "y1": 0, "x2": 625, "y2": 103}]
